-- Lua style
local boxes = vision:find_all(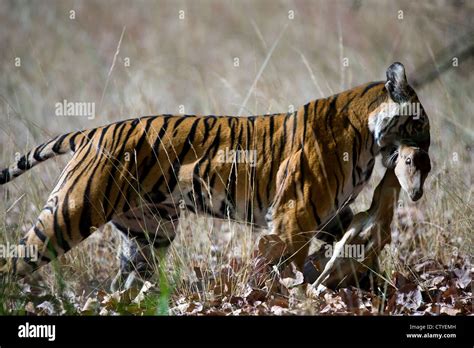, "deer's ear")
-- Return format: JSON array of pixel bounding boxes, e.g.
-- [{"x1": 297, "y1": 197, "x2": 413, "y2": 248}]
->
[{"x1": 385, "y1": 62, "x2": 410, "y2": 103}]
